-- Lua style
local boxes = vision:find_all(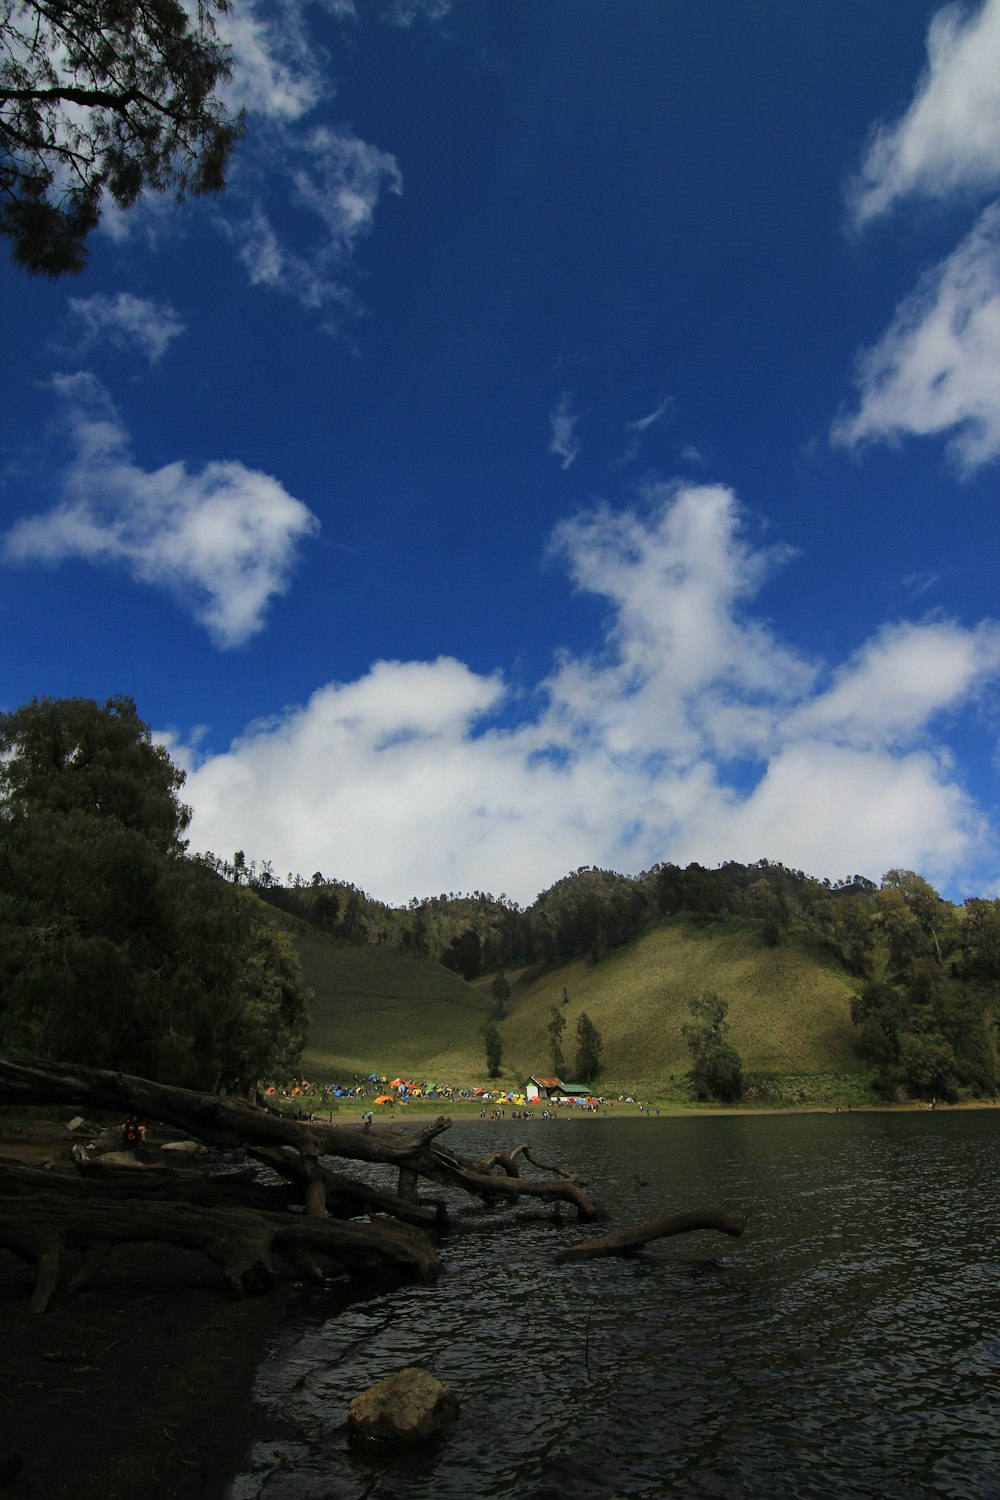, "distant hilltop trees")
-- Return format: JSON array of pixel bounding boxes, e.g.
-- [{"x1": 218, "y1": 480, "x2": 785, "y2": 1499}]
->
[
  {"x1": 209, "y1": 851, "x2": 885, "y2": 978},
  {"x1": 209, "y1": 852, "x2": 1000, "y2": 1105}
]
